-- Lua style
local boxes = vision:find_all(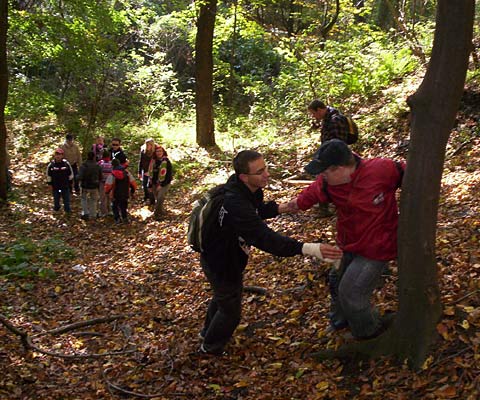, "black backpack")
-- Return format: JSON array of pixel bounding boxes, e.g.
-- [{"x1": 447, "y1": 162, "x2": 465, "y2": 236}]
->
[{"x1": 187, "y1": 184, "x2": 226, "y2": 253}]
